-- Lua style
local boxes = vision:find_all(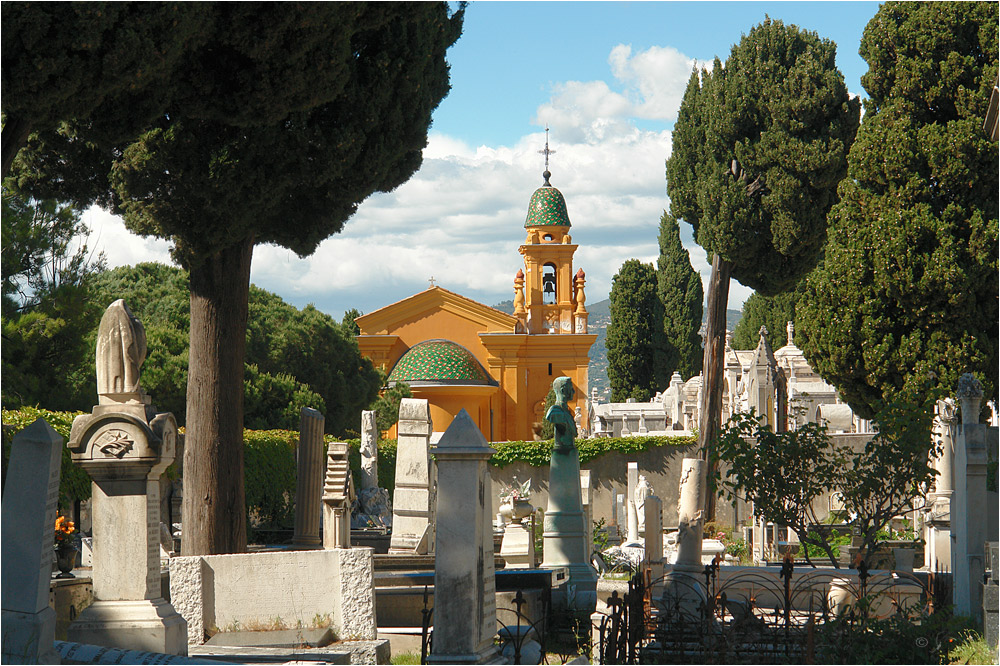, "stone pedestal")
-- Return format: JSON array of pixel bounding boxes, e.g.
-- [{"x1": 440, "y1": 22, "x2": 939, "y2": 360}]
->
[
  {"x1": 294, "y1": 408, "x2": 326, "y2": 547},
  {"x1": 390, "y1": 399, "x2": 435, "y2": 554},
  {"x1": 1, "y1": 420, "x2": 63, "y2": 665},
  {"x1": 67, "y1": 404, "x2": 187, "y2": 654},
  {"x1": 952, "y1": 418, "x2": 998, "y2": 622},
  {"x1": 500, "y1": 501, "x2": 536, "y2": 569},
  {"x1": 662, "y1": 459, "x2": 707, "y2": 616},
  {"x1": 541, "y1": 446, "x2": 598, "y2": 610},
  {"x1": 322, "y1": 442, "x2": 353, "y2": 549},
  {"x1": 428, "y1": 410, "x2": 501, "y2": 664},
  {"x1": 580, "y1": 470, "x2": 593, "y2": 543}
]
